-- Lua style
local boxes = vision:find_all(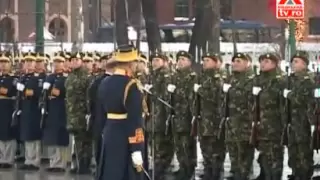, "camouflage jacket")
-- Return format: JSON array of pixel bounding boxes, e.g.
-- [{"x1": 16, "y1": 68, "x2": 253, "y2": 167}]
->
[
  {"x1": 226, "y1": 70, "x2": 255, "y2": 141},
  {"x1": 65, "y1": 67, "x2": 90, "y2": 130},
  {"x1": 287, "y1": 71, "x2": 315, "y2": 143},
  {"x1": 146, "y1": 67, "x2": 171, "y2": 132},
  {"x1": 196, "y1": 69, "x2": 224, "y2": 136},
  {"x1": 135, "y1": 71, "x2": 148, "y2": 85},
  {"x1": 253, "y1": 69, "x2": 286, "y2": 141},
  {"x1": 172, "y1": 67, "x2": 197, "y2": 132}
]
